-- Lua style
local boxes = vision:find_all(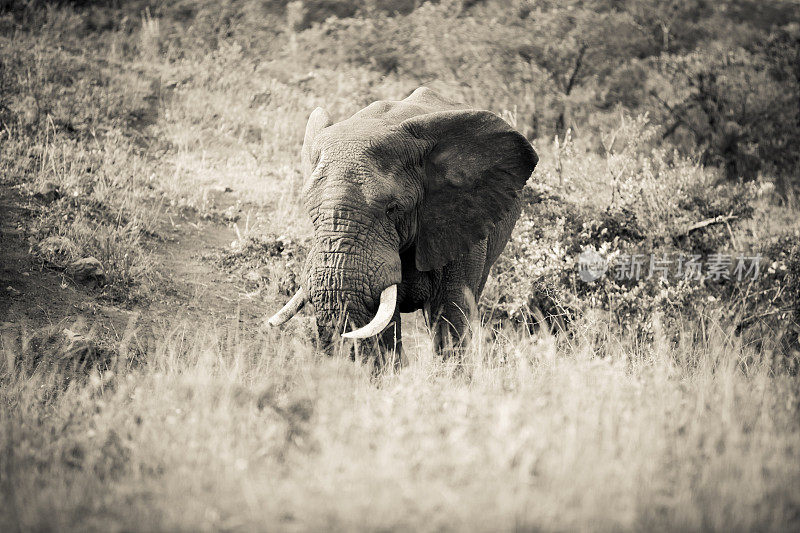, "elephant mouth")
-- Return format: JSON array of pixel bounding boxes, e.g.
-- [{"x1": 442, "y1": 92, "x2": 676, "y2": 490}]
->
[
  {"x1": 268, "y1": 284, "x2": 398, "y2": 339},
  {"x1": 341, "y1": 285, "x2": 397, "y2": 338}
]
